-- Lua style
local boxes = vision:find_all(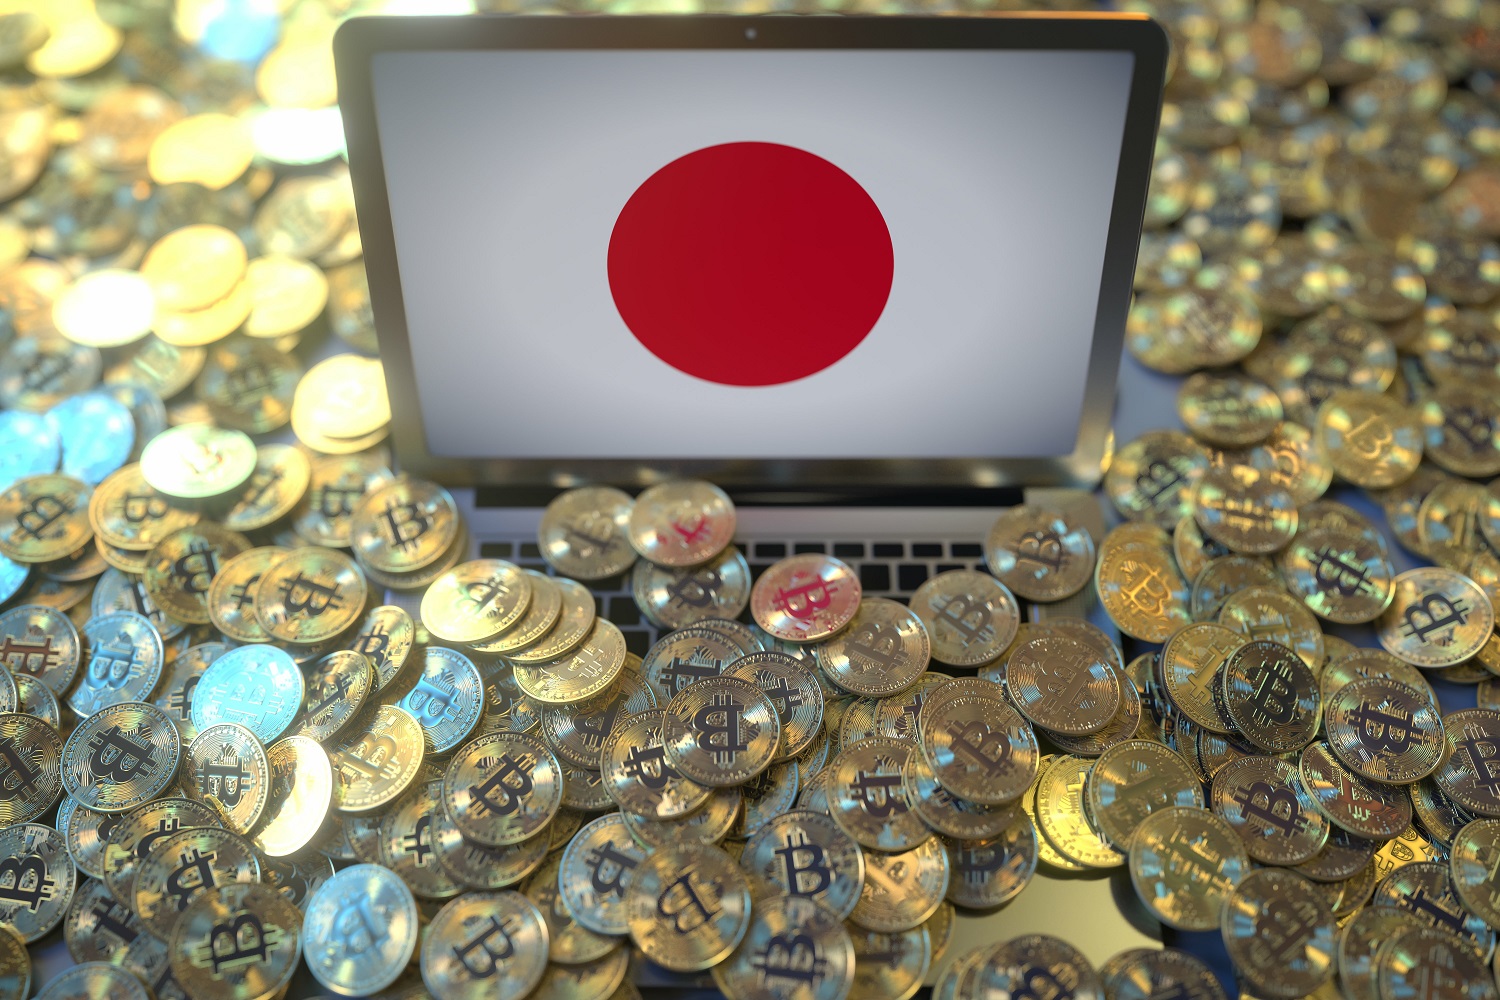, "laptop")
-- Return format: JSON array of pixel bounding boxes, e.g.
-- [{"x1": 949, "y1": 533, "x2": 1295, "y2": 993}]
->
[{"x1": 332, "y1": 12, "x2": 1168, "y2": 661}]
